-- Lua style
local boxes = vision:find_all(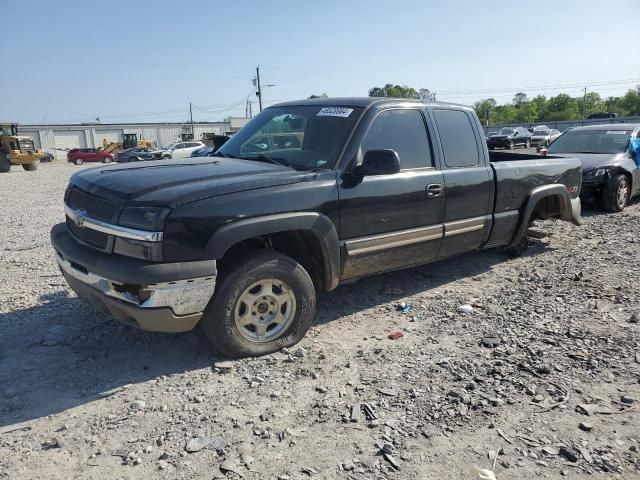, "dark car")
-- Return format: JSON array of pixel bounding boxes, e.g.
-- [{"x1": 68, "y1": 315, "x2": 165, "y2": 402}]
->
[
  {"x1": 544, "y1": 124, "x2": 640, "y2": 211},
  {"x1": 52, "y1": 97, "x2": 581, "y2": 358},
  {"x1": 587, "y1": 112, "x2": 618, "y2": 120},
  {"x1": 115, "y1": 147, "x2": 165, "y2": 163},
  {"x1": 40, "y1": 152, "x2": 54, "y2": 162},
  {"x1": 486, "y1": 127, "x2": 532, "y2": 150},
  {"x1": 191, "y1": 146, "x2": 215, "y2": 157}
]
